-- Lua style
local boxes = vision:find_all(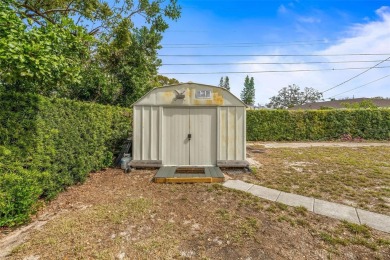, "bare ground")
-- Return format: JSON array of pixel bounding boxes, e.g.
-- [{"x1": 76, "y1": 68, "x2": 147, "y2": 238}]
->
[{"x1": 1, "y1": 166, "x2": 390, "y2": 259}]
